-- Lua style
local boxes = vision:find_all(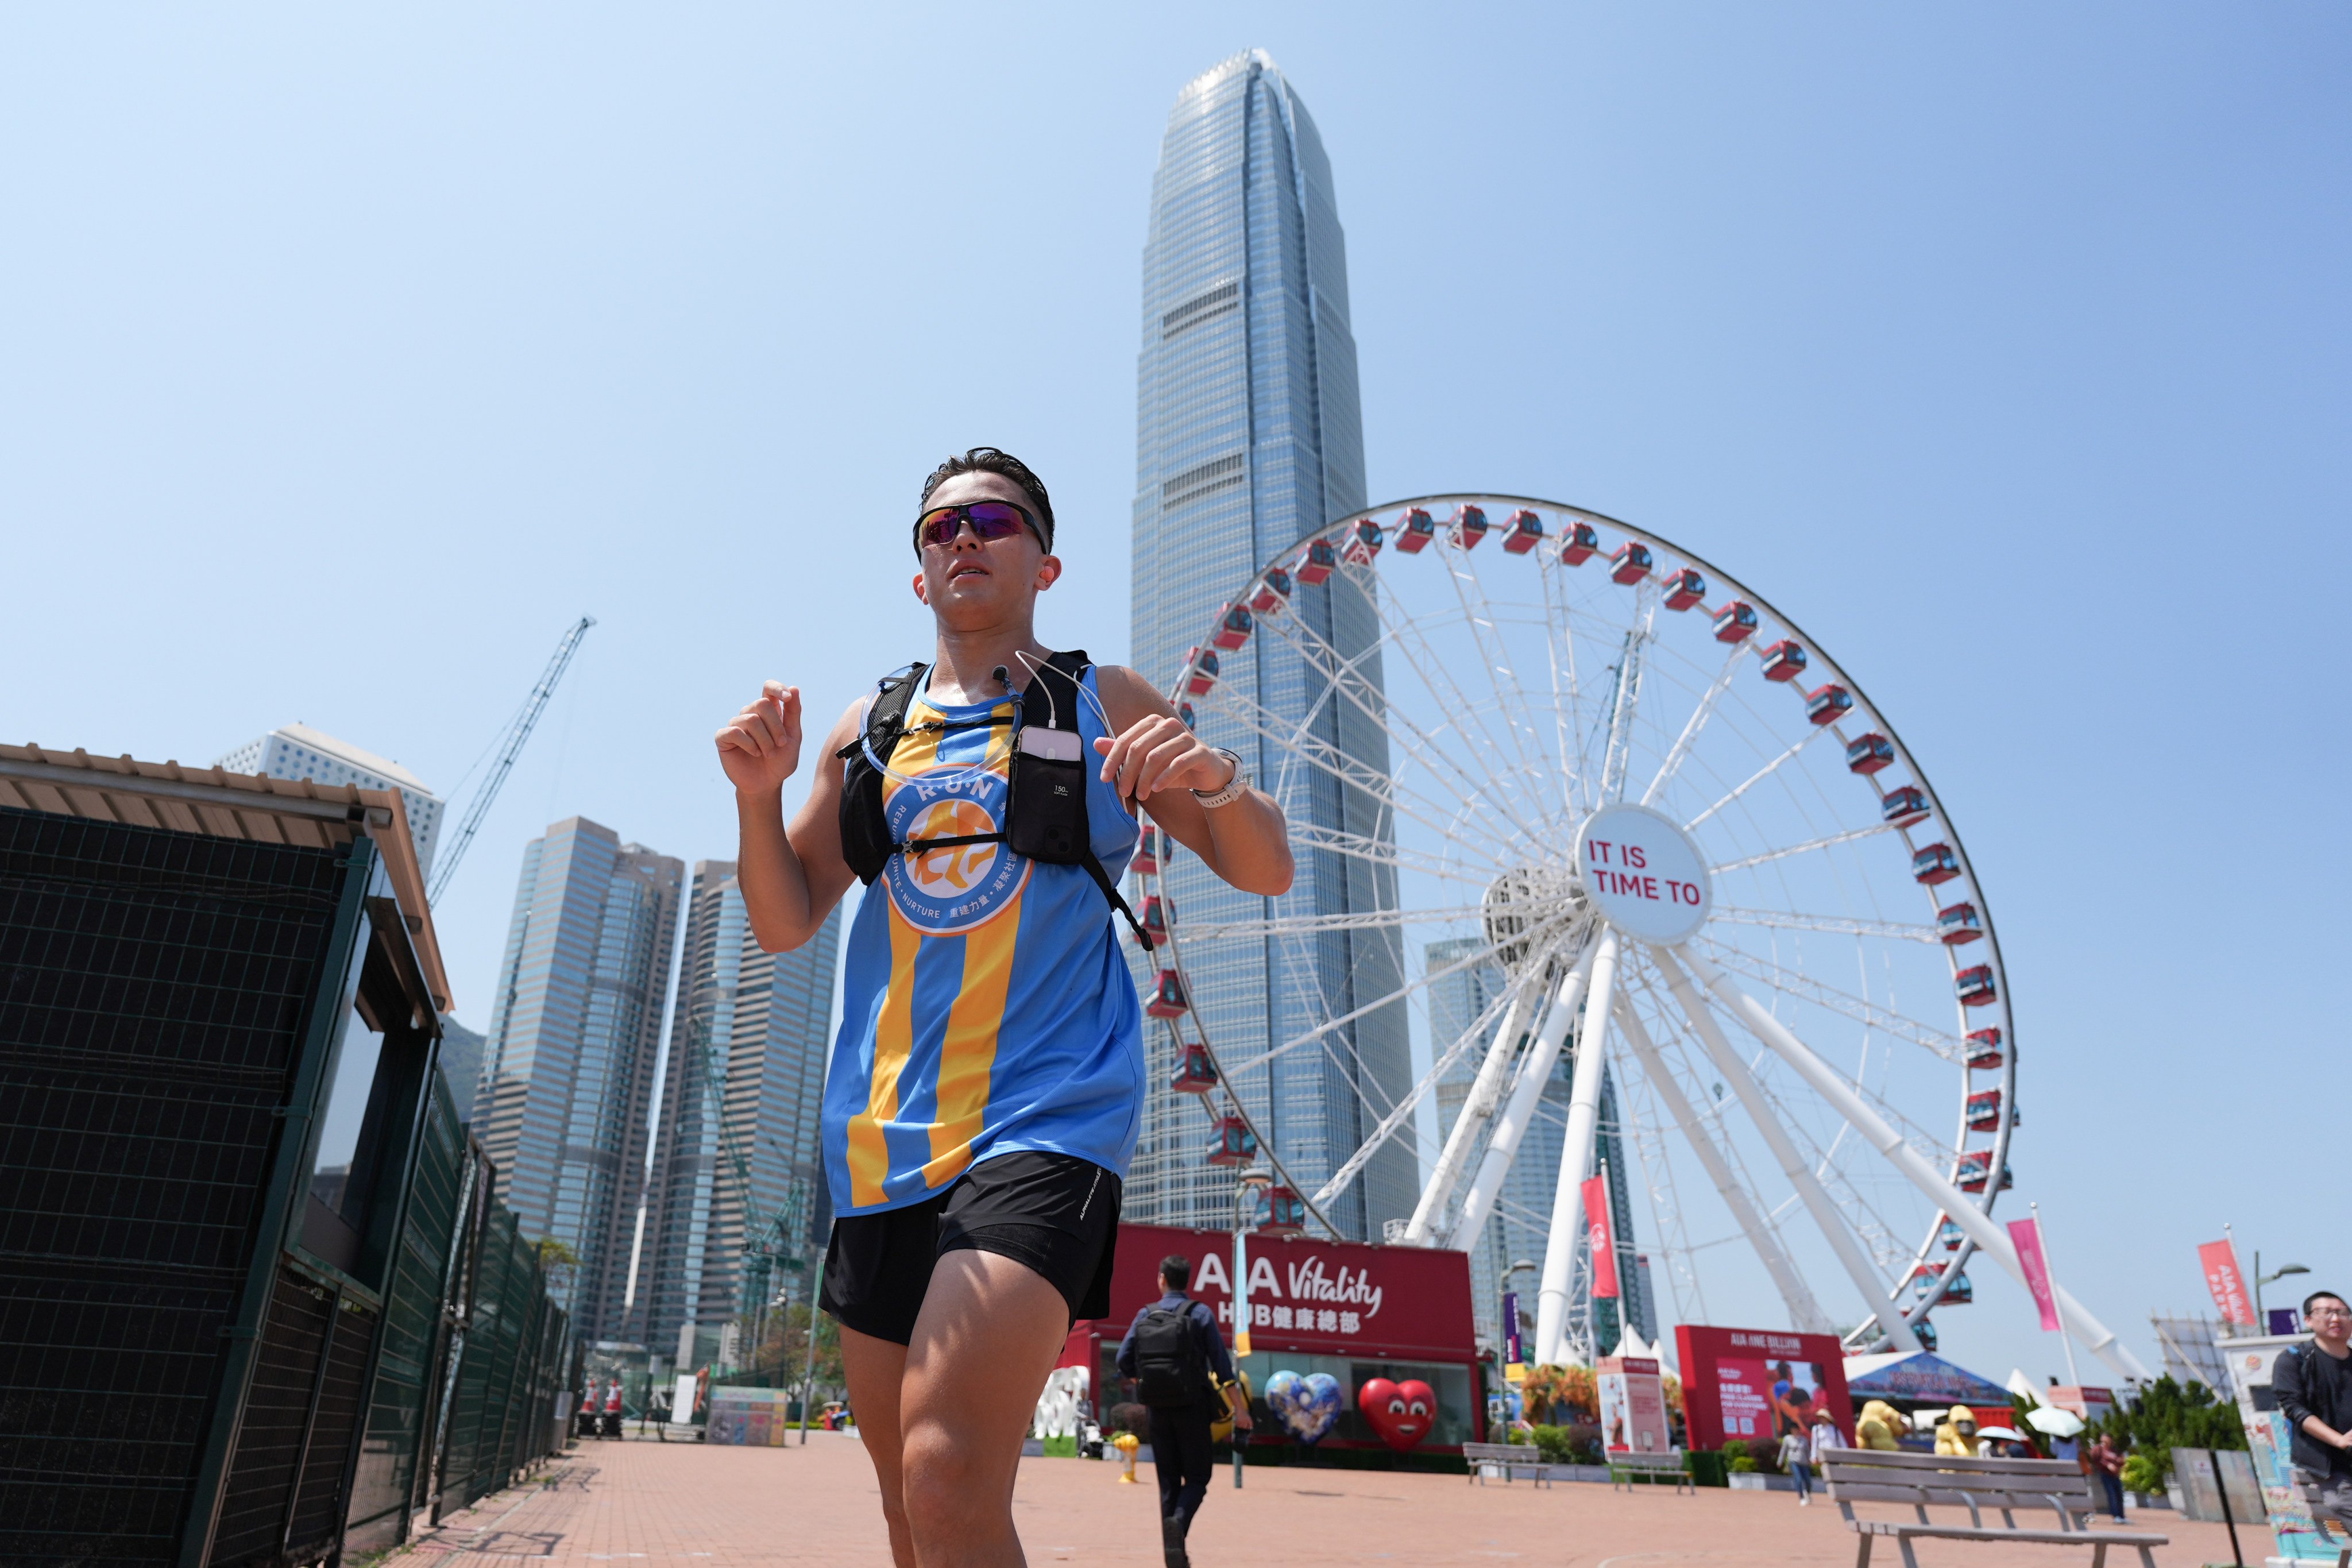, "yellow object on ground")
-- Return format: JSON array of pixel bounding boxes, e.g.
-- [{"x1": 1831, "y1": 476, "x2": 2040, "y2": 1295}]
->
[
  {"x1": 1856, "y1": 1400, "x2": 1906, "y2": 1451},
  {"x1": 1933, "y1": 1404, "x2": 1980, "y2": 1457},
  {"x1": 1112, "y1": 1430, "x2": 1140, "y2": 1484}
]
